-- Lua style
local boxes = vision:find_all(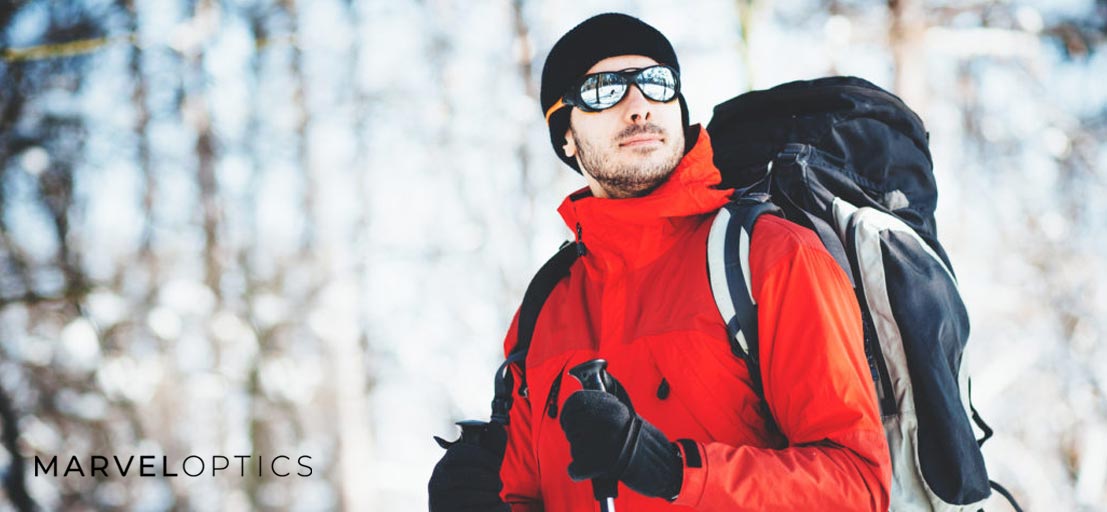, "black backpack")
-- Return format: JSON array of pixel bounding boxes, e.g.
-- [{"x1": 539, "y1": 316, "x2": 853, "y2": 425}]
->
[{"x1": 484, "y1": 76, "x2": 1021, "y2": 512}]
